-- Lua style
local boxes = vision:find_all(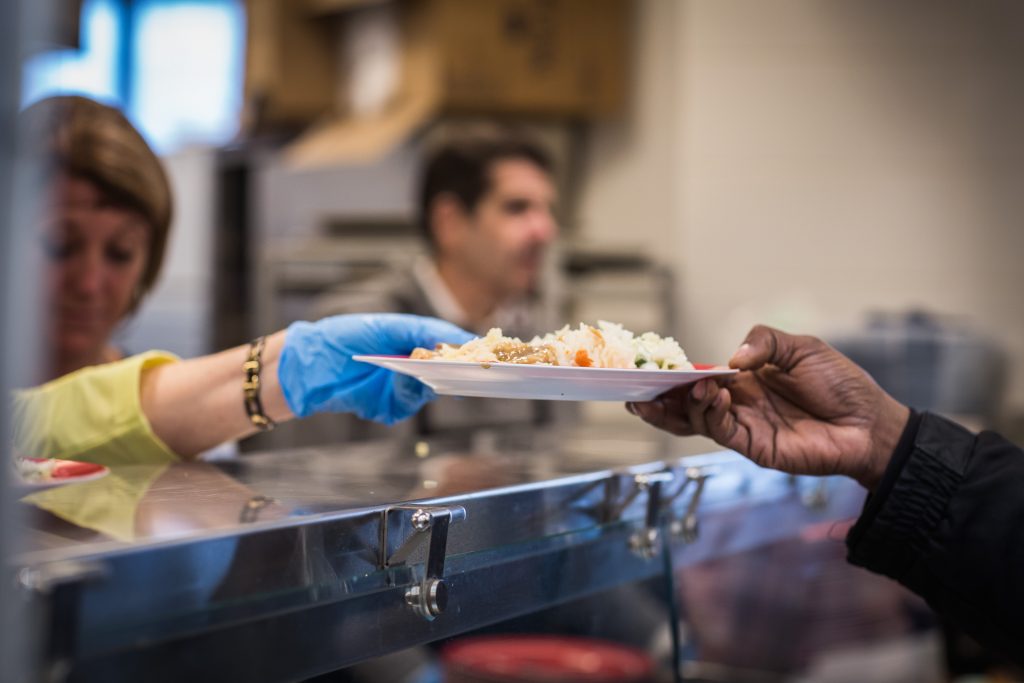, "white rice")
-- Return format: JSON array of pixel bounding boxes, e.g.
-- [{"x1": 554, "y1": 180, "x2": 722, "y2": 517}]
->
[
  {"x1": 430, "y1": 328, "x2": 512, "y2": 364},
  {"x1": 427, "y1": 321, "x2": 692, "y2": 370}
]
